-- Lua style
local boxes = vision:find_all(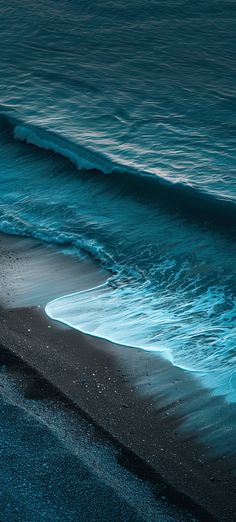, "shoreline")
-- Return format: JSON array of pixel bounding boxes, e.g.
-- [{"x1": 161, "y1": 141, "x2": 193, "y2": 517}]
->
[
  {"x1": 1, "y1": 234, "x2": 236, "y2": 520},
  {"x1": 1, "y1": 306, "x2": 236, "y2": 521}
]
